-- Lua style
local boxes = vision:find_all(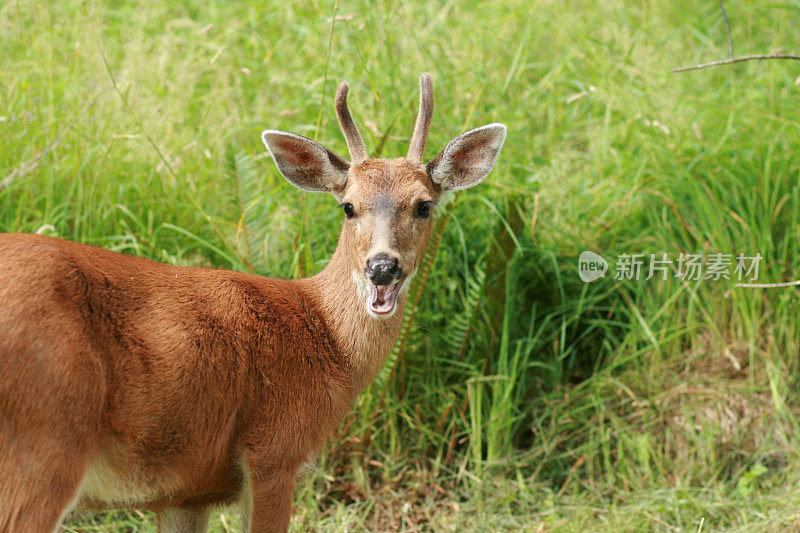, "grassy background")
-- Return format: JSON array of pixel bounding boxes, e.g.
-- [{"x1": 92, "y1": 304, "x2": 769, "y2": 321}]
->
[{"x1": 2, "y1": 0, "x2": 800, "y2": 530}]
